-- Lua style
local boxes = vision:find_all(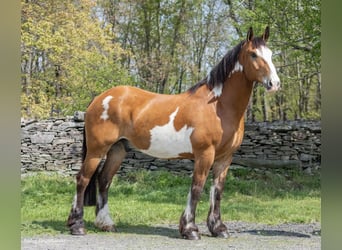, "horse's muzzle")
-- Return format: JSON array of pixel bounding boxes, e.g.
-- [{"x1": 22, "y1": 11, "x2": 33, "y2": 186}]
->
[{"x1": 264, "y1": 80, "x2": 280, "y2": 92}]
